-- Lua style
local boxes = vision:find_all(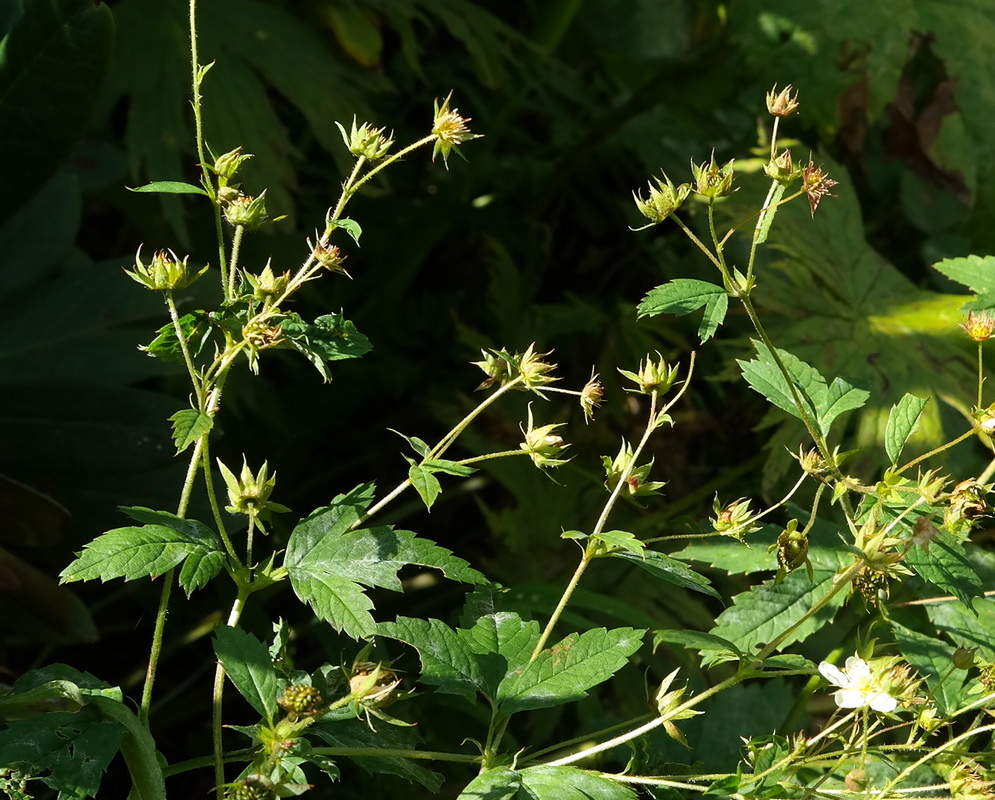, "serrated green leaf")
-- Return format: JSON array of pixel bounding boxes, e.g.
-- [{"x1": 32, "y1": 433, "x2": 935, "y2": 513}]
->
[
  {"x1": 60, "y1": 526, "x2": 205, "y2": 584},
  {"x1": 653, "y1": 629, "x2": 743, "y2": 659},
  {"x1": 457, "y1": 767, "x2": 521, "y2": 800},
  {"x1": 140, "y1": 311, "x2": 212, "y2": 364},
  {"x1": 310, "y1": 719, "x2": 443, "y2": 792},
  {"x1": 592, "y1": 529, "x2": 646, "y2": 556},
  {"x1": 423, "y1": 459, "x2": 477, "y2": 477},
  {"x1": 377, "y1": 617, "x2": 486, "y2": 702},
  {"x1": 671, "y1": 528, "x2": 779, "y2": 574},
  {"x1": 926, "y1": 598, "x2": 995, "y2": 660},
  {"x1": 819, "y1": 376, "x2": 870, "y2": 434},
  {"x1": 177, "y1": 548, "x2": 226, "y2": 596},
  {"x1": 278, "y1": 312, "x2": 372, "y2": 381},
  {"x1": 127, "y1": 181, "x2": 208, "y2": 195},
  {"x1": 168, "y1": 408, "x2": 213, "y2": 454},
  {"x1": 704, "y1": 548, "x2": 849, "y2": 665},
  {"x1": 497, "y1": 627, "x2": 643, "y2": 714},
  {"x1": 117, "y1": 507, "x2": 220, "y2": 547},
  {"x1": 885, "y1": 394, "x2": 929, "y2": 464},
  {"x1": 738, "y1": 340, "x2": 821, "y2": 425},
  {"x1": 461, "y1": 613, "x2": 540, "y2": 698},
  {"x1": 905, "y1": 533, "x2": 983, "y2": 606},
  {"x1": 286, "y1": 485, "x2": 488, "y2": 639},
  {"x1": 213, "y1": 626, "x2": 279, "y2": 724},
  {"x1": 758, "y1": 654, "x2": 816, "y2": 672},
  {"x1": 638, "y1": 279, "x2": 729, "y2": 343},
  {"x1": 519, "y1": 765, "x2": 638, "y2": 800},
  {"x1": 0, "y1": 710, "x2": 124, "y2": 799},
  {"x1": 891, "y1": 621, "x2": 967, "y2": 716},
  {"x1": 932, "y1": 254, "x2": 995, "y2": 295},
  {"x1": 609, "y1": 549, "x2": 721, "y2": 600},
  {"x1": 0, "y1": 679, "x2": 85, "y2": 720},
  {"x1": 738, "y1": 340, "x2": 867, "y2": 438},
  {"x1": 409, "y1": 464, "x2": 442, "y2": 511}
]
